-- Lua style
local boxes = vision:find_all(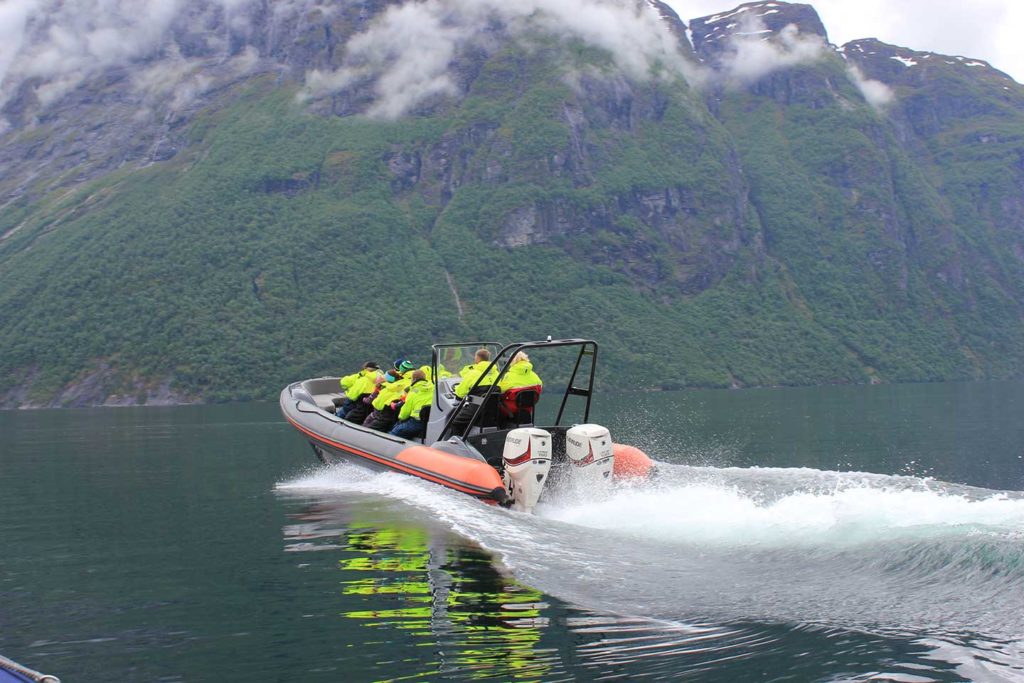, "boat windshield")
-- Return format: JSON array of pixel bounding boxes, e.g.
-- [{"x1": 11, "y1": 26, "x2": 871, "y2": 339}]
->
[{"x1": 435, "y1": 343, "x2": 504, "y2": 377}]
